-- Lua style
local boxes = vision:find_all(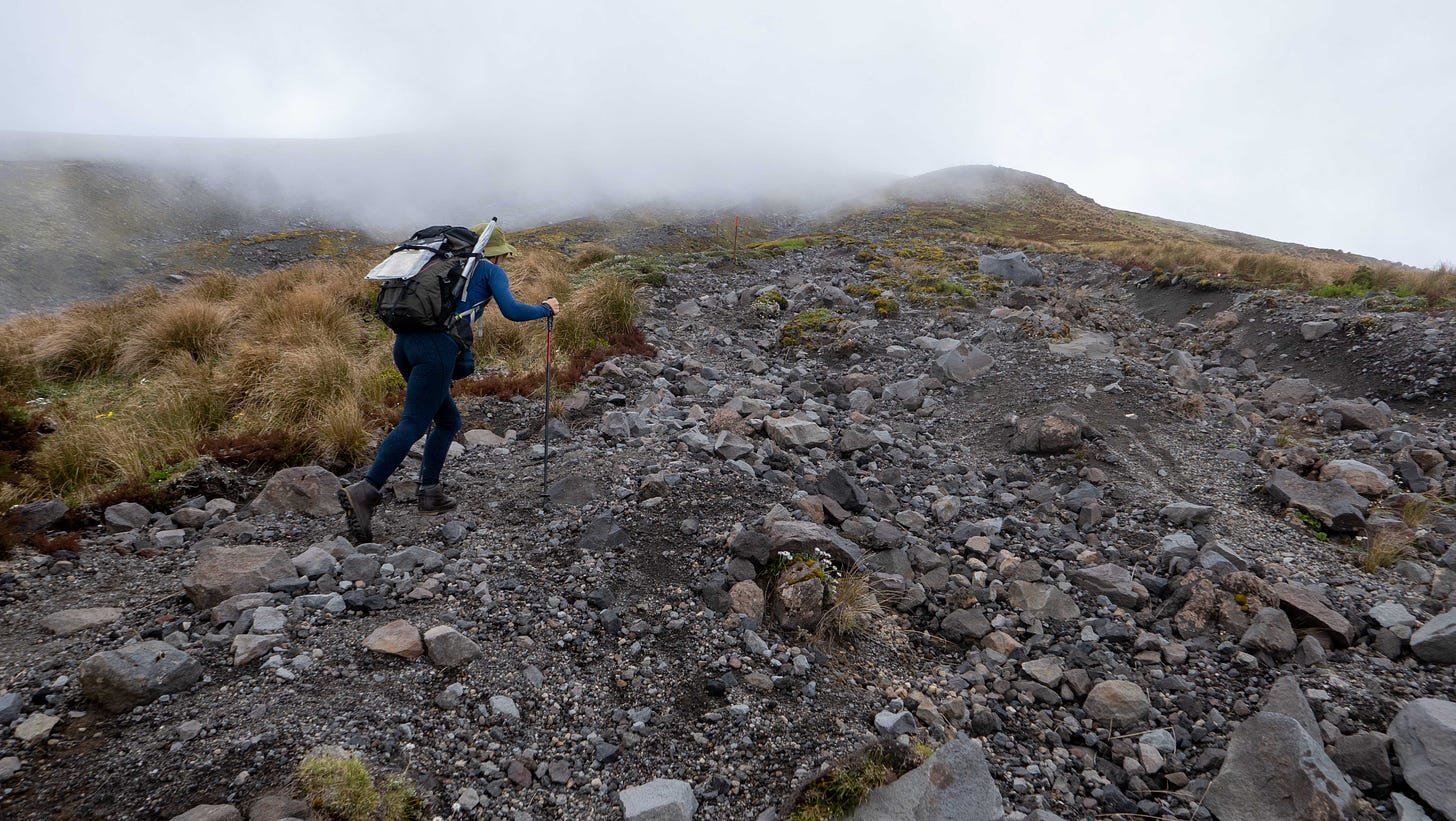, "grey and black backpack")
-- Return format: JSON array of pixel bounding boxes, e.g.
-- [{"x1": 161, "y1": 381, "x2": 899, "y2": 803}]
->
[{"x1": 368, "y1": 225, "x2": 480, "y2": 336}]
